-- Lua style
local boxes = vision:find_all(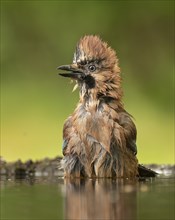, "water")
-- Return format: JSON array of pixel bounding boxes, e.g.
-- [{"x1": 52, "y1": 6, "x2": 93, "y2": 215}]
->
[{"x1": 1, "y1": 175, "x2": 174, "y2": 220}]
